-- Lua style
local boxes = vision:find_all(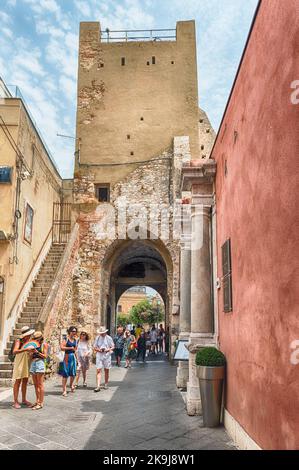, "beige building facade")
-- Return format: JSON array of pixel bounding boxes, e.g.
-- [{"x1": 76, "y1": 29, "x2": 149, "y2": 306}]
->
[{"x1": 0, "y1": 87, "x2": 65, "y2": 355}]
